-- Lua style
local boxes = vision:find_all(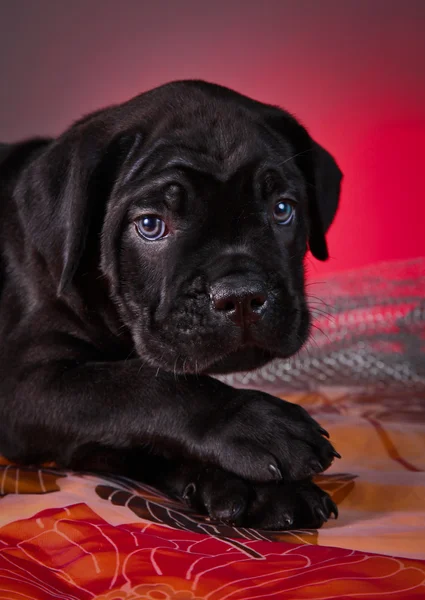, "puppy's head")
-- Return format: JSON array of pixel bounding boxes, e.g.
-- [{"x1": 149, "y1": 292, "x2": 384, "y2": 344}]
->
[{"x1": 20, "y1": 81, "x2": 342, "y2": 374}]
